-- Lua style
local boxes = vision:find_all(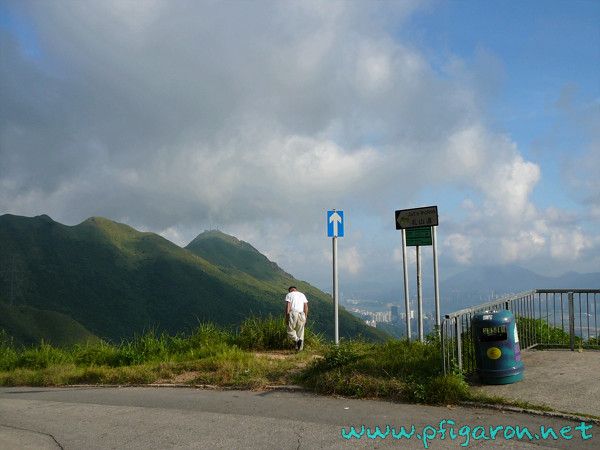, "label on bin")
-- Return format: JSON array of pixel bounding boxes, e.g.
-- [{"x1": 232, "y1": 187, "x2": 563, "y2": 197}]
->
[
  {"x1": 486, "y1": 347, "x2": 502, "y2": 360},
  {"x1": 514, "y1": 326, "x2": 519, "y2": 343}
]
